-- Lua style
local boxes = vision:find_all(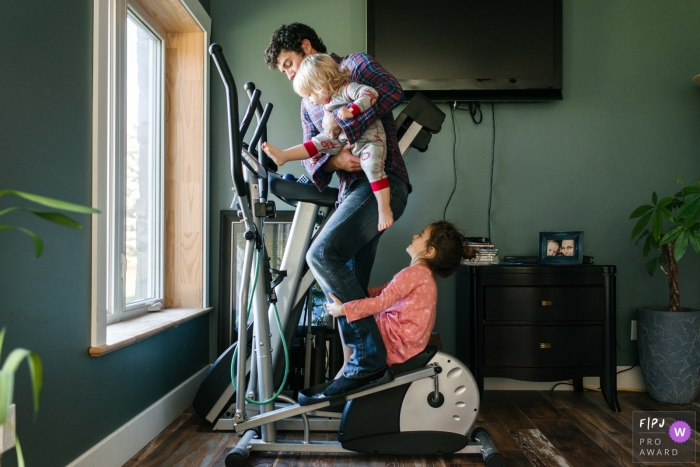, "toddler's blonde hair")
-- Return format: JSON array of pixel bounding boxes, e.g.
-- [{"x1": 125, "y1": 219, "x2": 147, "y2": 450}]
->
[{"x1": 293, "y1": 54, "x2": 350, "y2": 98}]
